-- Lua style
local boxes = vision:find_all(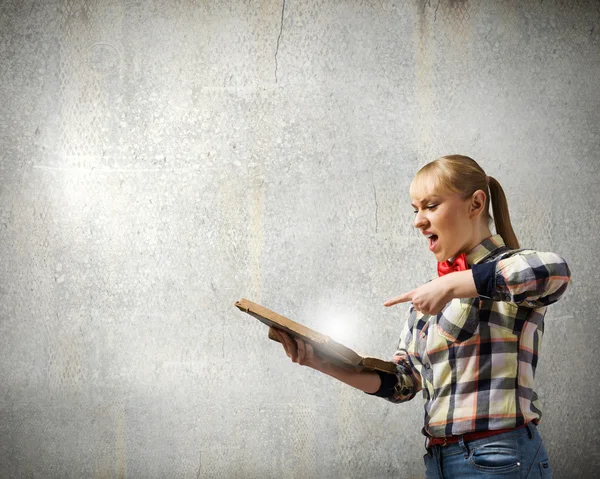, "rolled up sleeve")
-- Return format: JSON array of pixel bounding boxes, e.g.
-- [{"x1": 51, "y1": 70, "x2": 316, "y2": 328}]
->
[
  {"x1": 471, "y1": 250, "x2": 571, "y2": 308},
  {"x1": 366, "y1": 315, "x2": 423, "y2": 402},
  {"x1": 366, "y1": 351, "x2": 422, "y2": 402}
]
